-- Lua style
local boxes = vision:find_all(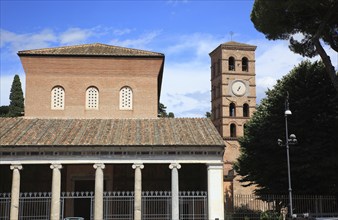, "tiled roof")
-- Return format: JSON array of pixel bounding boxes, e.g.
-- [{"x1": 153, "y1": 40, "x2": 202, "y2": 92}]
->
[
  {"x1": 209, "y1": 41, "x2": 257, "y2": 55},
  {"x1": 221, "y1": 41, "x2": 256, "y2": 48},
  {"x1": 0, "y1": 118, "x2": 224, "y2": 147},
  {"x1": 17, "y1": 43, "x2": 164, "y2": 57}
]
